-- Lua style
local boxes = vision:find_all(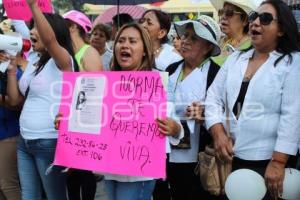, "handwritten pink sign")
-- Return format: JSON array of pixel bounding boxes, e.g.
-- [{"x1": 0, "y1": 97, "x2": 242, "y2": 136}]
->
[
  {"x1": 3, "y1": 0, "x2": 53, "y2": 21},
  {"x1": 54, "y1": 72, "x2": 167, "y2": 178}
]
